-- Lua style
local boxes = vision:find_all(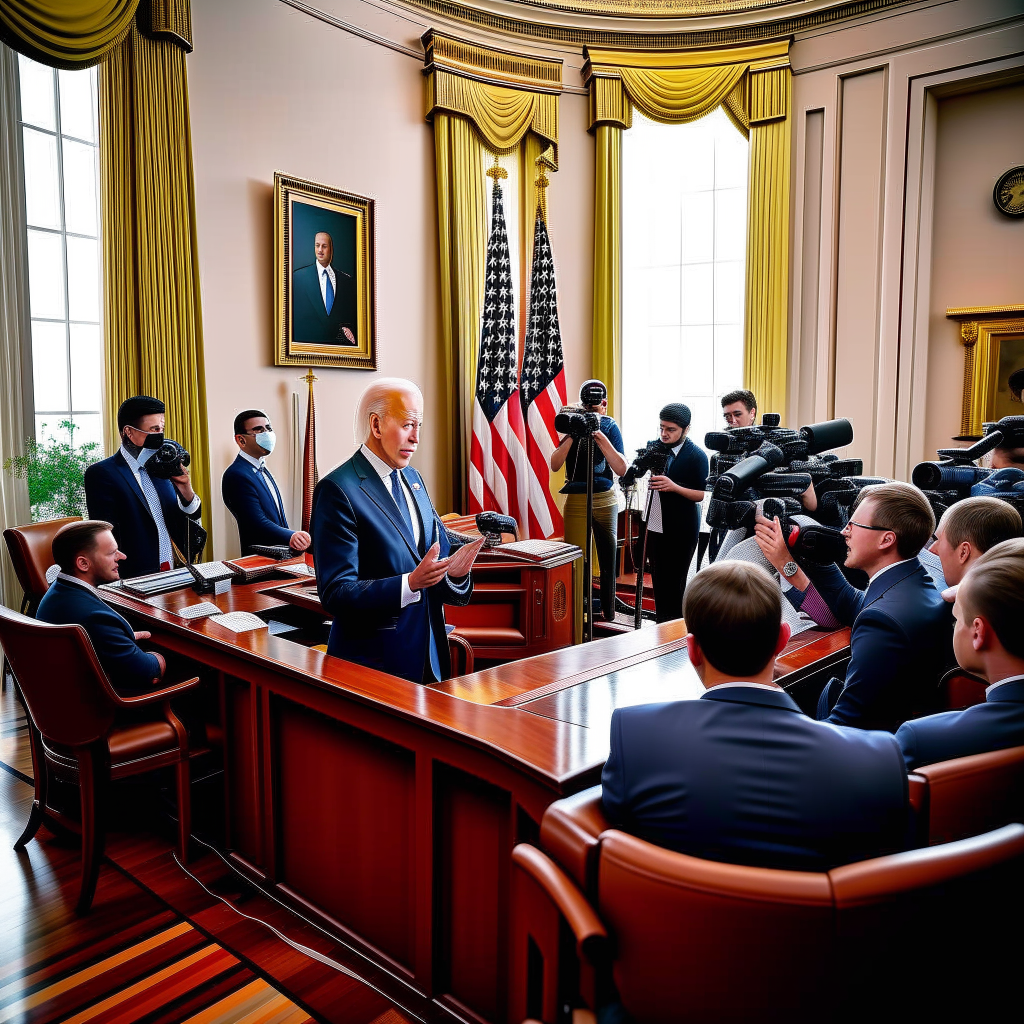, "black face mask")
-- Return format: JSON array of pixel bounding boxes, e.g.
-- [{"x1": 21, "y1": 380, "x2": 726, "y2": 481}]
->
[{"x1": 141, "y1": 431, "x2": 165, "y2": 450}]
